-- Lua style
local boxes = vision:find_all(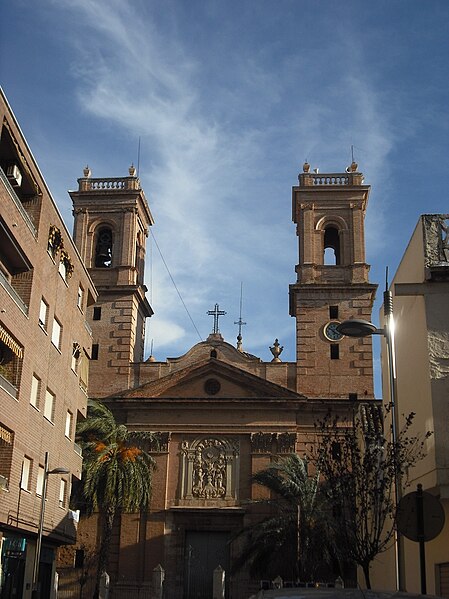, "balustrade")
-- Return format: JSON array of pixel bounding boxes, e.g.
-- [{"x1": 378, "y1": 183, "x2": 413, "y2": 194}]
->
[
  {"x1": 298, "y1": 171, "x2": 364, "y2": 187},
  {"x1": 79, "y1": 176, "x2": 140, "y2": 191}
]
